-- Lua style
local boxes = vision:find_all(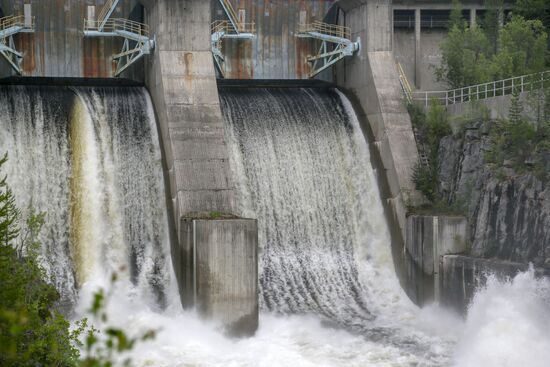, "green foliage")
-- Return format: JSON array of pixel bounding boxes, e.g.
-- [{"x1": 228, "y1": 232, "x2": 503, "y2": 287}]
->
[
  {"x1": 449, "y1": 0, "x2": 466, "y2": 31},
  {"x1": 425, "y1": 99, "x2": 452, "y2": 158},
  {"x1": 209, "y1": 211, "x2": 223, "y2": 219},
  {"x1": 481, "y1": 0, "x2": 504, "y2": 55},
  {"x1": 437, "y1": 13, "x2": 549, "y2": 88},
  {"x1": 412, "y1": 162, "x2": 438, "y2": 202},
  {"x1": 0, "y1": 153, "x2": 20, "y2": 246},
  {"x1": 77, "y1": 273, "x2": 157, "y2": 367},
  {"x1": 485, "y1": 93, "x2": 549, "y2": 179},
  {"x1": 0, "y1": 153, "x2": 156, "y2": 366},
  {"x1": 495, "y1": 16, "x2": 548, "y2": 78},
  {"x1": 0, "y1": 155, "x2": 79, "y2": 367},
  {"x1": 408, "y1": 101, "x2": 452, "y2": 205},
  {"x1": 436, "y1": 22, "x2": 493, "y2": 88}
]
